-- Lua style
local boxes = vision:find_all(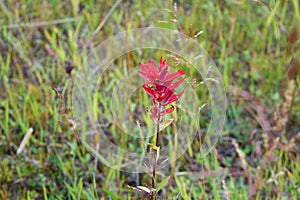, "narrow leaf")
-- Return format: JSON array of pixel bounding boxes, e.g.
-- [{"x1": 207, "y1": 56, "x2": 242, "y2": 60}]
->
[
  {"x1": 159, "y1": 118, "x2": 174, "y2": 132},
  {"x1": 103, "y1": 189, "x2": 118, "y2": 200},
  {"x1": 156, "y1": 176, "x2": 170, "y2": 192}
]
